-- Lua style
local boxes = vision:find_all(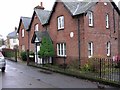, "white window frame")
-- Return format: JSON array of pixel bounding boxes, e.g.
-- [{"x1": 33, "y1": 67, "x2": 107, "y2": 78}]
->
[
  {"x1": 22, "y1": 29, "x2": 24, "y2": 37},
  {"x1": 57, "y1": 43, "x2": 66, "y2": 57},
  {"x1": 107, "y1": 42, "x2": 111, "y2": 56},
  {"x1": 89, "y1": 11, "x2": 93, "y2": 26},
  {"x1": 106, "y1": 14, "x2": 109, "y2": 28},
  {"x1": 88, "y1": 42, "x2": 93, "y2": 58},
  {"x1": 35, "y1": 24, "x2": 39, "y2": 31},
  {"x1": 58, "y1": 16, "x2": 64, "y2": 30}
]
